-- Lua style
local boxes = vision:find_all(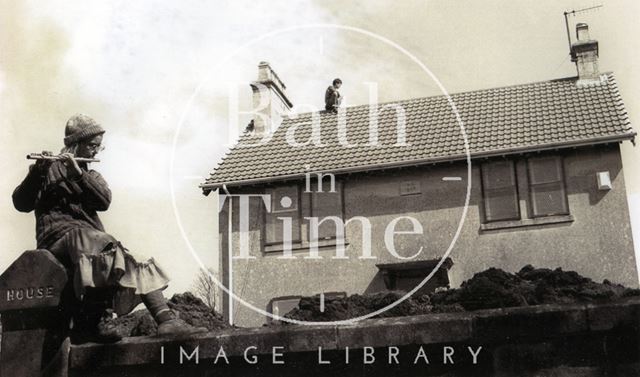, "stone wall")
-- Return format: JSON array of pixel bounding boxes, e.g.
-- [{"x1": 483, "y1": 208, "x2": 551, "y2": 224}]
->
[{"x1": 69, "y1": 298, "x2": 640, "y2": 376}]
